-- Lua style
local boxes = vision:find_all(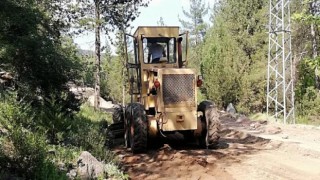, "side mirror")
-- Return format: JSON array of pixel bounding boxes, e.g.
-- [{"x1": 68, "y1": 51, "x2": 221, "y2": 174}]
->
[{"x1": 177, "y1": 31, "x2": 189, "y2": 67}]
